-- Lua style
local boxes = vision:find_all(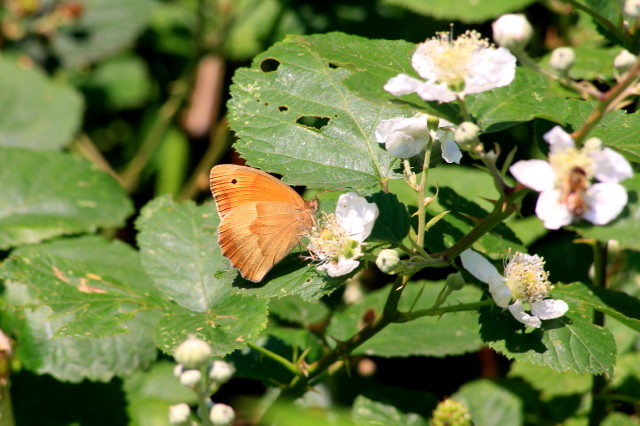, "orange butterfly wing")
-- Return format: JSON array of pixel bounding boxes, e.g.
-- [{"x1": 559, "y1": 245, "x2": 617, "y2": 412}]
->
[
  {"x1": 210, "y1": 164, "x2": 307, "y2": 218},
  {"x1": 210, "y1": 164, "x2": 316, "y2": 282}
]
